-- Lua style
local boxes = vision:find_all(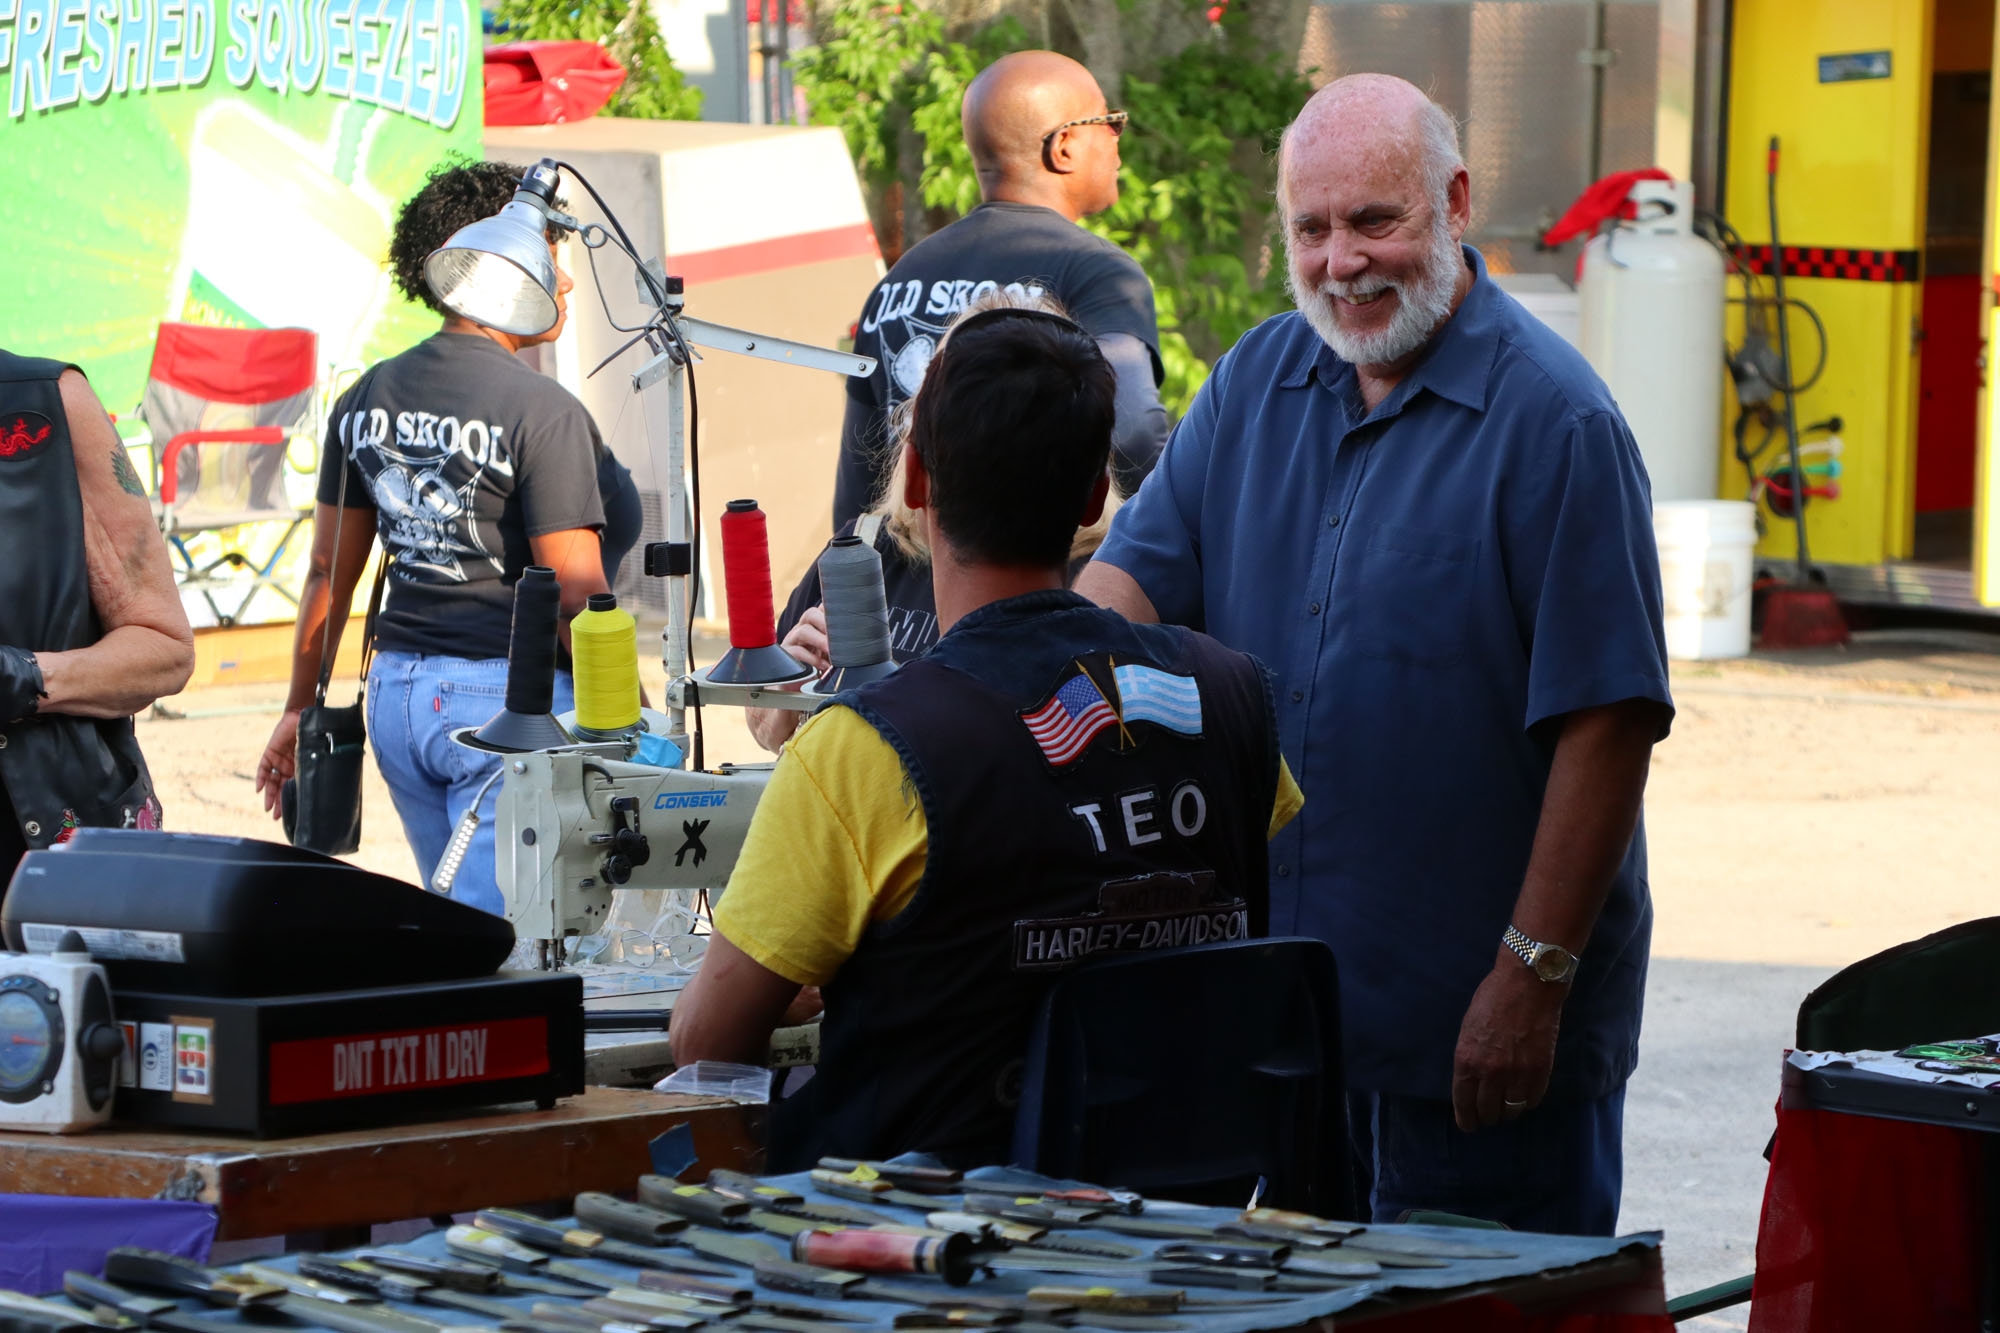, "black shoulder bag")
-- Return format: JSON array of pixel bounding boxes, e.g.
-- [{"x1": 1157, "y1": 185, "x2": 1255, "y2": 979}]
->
[{"x1": 283, "y1": 451, "x2": 388, "y2": 857}]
